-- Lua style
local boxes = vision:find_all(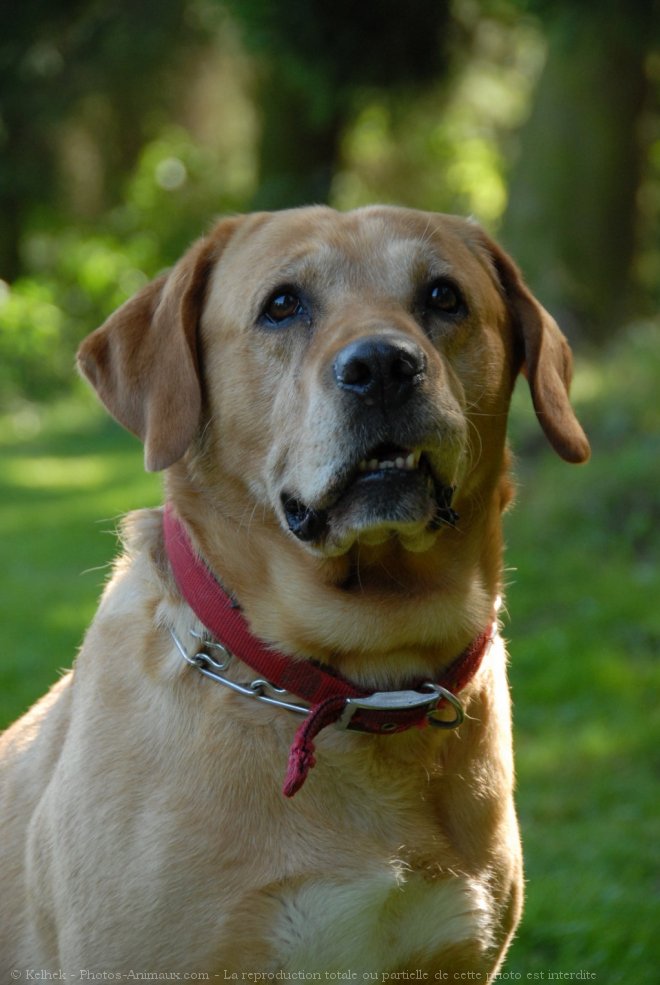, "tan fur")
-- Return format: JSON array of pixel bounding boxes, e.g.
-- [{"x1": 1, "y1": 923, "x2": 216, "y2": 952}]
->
[{"x1": 0, "y1": 206, "x2": 588, "y2": 977}]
